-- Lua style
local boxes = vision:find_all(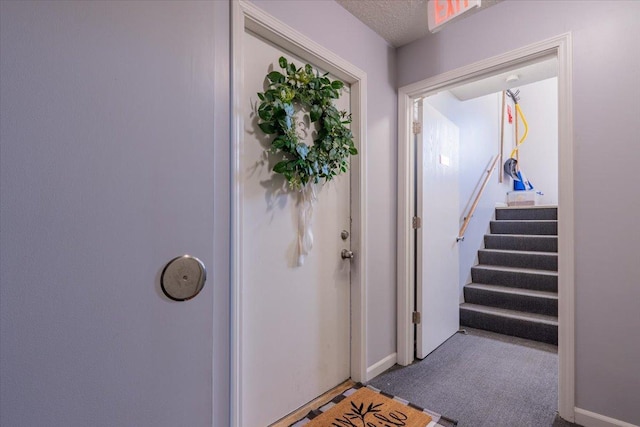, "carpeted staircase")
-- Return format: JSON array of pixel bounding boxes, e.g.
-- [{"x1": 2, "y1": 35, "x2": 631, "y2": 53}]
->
[{"x1": 460, "y1": 206, "x2": 558, "y2": 345}]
